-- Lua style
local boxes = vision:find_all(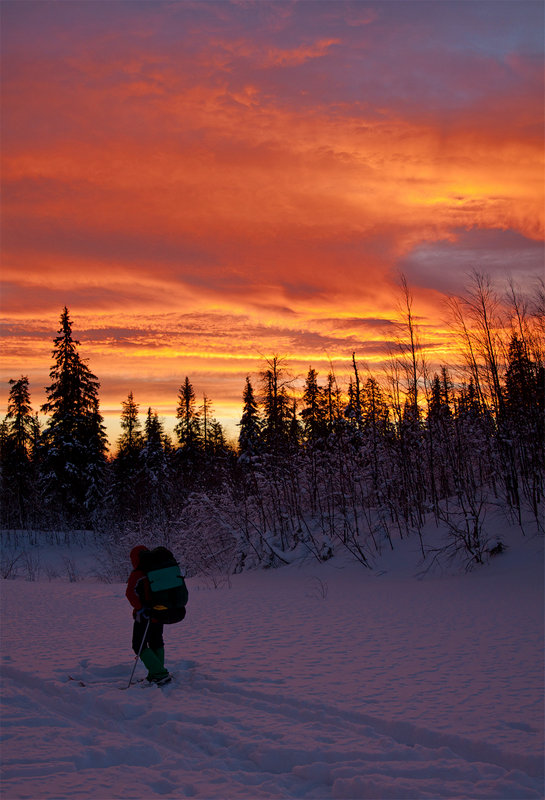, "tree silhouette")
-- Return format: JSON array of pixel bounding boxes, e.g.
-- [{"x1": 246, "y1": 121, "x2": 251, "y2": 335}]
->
[
  {"x1": 1, "y1": 376, "x2": 39, "y2": 526},
  {"x1": 40, "y1": 308, "x2": 107, "y2": 523},
  {"x1": 238, "y1": 376, "x2": 261, "y2": 458}
]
